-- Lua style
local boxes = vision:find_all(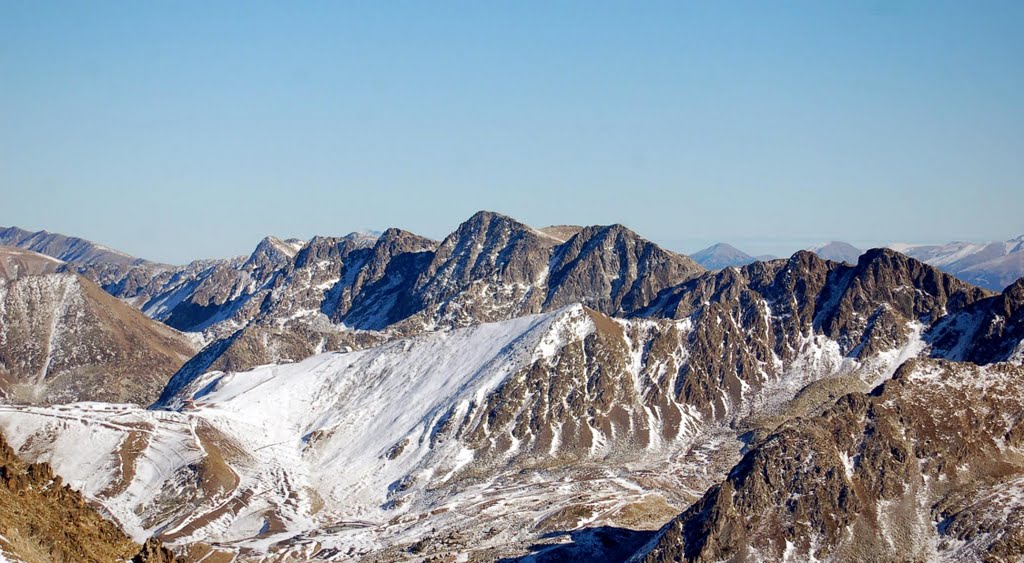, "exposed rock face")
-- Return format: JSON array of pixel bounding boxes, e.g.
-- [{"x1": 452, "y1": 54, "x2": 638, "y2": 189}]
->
[
  {"x1": 156, "y1": 211, "x2": 705, "y2": 403},
  {"x1": 3, "y1": 252, "x2": 1024, "y2": 561},
  {"x1": 0, "y1": 431, "x2": 175, "y2": 562},
  {"x1": 928, "y1": 276, "x2": 1024, "y2": 365},
  {"x1": 0, "y1": 272, "x2": 196, "y2": 405},
  {"x1": 634, "y1": 359, "x2": 1024, "y2": 562},
  {"x1": 406, "y1": 211, "x2": 557, "y2": 326},
  {"x1": 640, "y1": 248, "x2": 991, "y2": 421},
  {"x1": 545, "y1": 224, "x2": 701, "y2": 315}
]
